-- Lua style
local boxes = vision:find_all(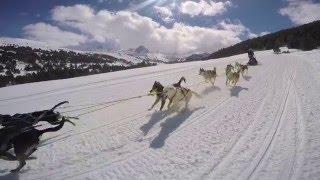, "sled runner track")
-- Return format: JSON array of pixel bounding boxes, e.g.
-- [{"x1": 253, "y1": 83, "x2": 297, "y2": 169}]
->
[
  {"x1": 245, "y1": 77, "x2": 293, "y2": 179},
  {"x1": 199, "y1": 60, "x2": 305, "y2": 180},
  {"x1": 288, "y1": 71, "x2": 306, "y2": 180},
  {"x1": 199, "y1": 70, "x2": 278, "y2": 179},
  {"x1": 0, "y1": 65, "x2": 196, "y2": 103},
  {"x1": 40, "y1": 110, "x2": 148, "y2": 146},
  {"x1": 247, "y1": 64, "x2": 301, "y2": 180}
]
